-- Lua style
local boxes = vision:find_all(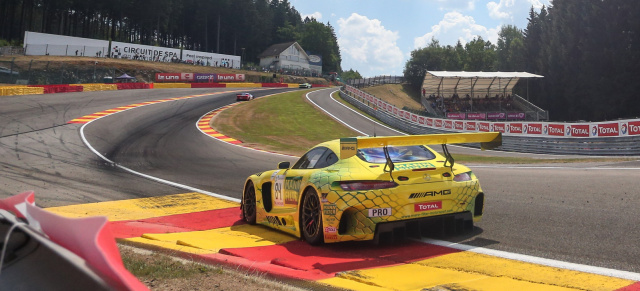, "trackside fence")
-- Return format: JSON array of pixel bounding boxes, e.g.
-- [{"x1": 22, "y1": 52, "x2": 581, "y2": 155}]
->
[{"x1": 340, "y1": 86, "x2": 640, "y2": 156}]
